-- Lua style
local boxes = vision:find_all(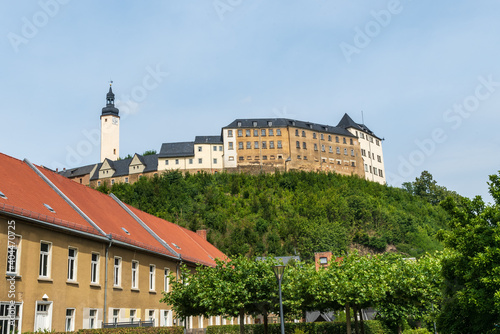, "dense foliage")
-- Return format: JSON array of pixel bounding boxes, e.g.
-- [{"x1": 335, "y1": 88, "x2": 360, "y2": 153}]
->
[
  {"x1": 436, "y1": 172, "x2": 500, "y2": 333},
  {"x1": 205, "y1": 321, "x2": 386, "y2": 334},
  {"x1": 103, "y1": 170, "x2": 450, "y2": 259}
]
